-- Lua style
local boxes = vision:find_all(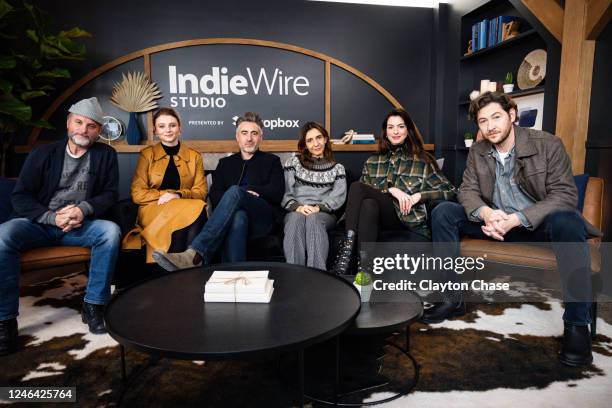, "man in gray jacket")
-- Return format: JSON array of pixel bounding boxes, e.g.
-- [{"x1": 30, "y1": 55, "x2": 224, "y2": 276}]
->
[{"x1": 426, "y1": 92, "x2": 596, "y2": 367}]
